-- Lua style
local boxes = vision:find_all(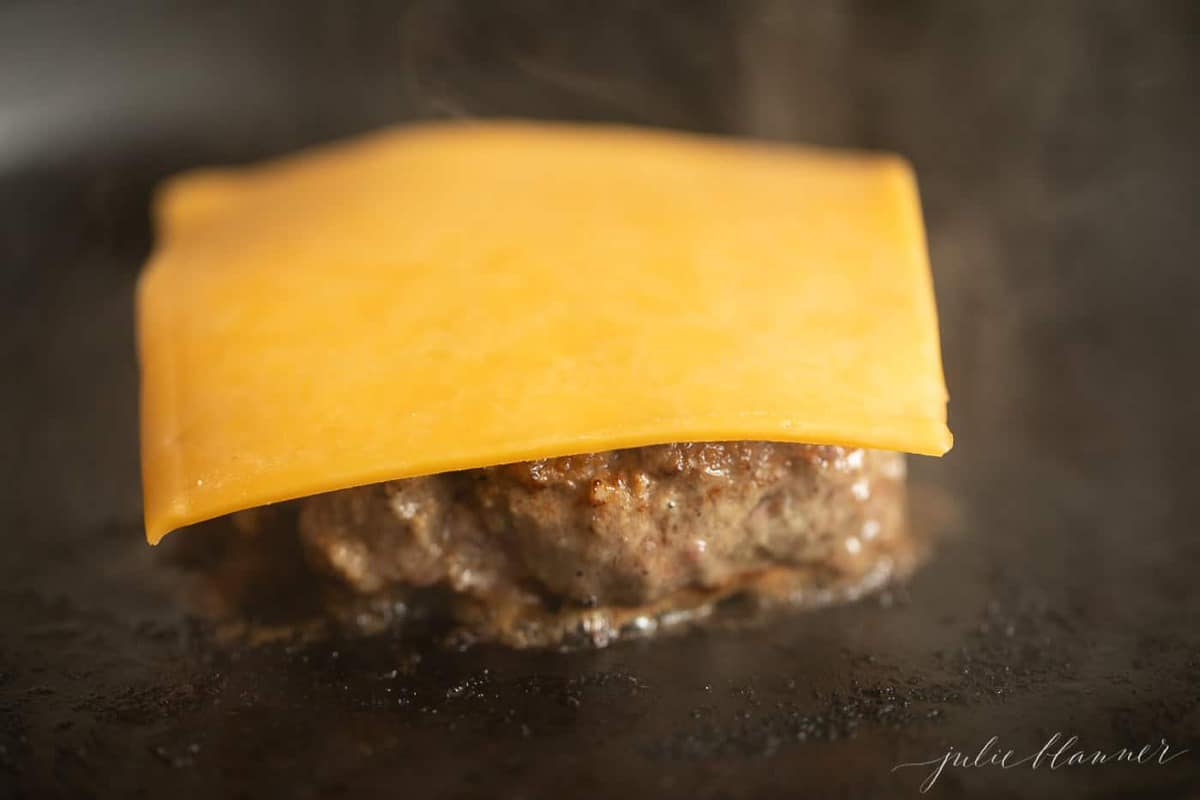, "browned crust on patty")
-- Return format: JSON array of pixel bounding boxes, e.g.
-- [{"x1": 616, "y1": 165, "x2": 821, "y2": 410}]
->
[{"x1": 295, "y1": 442, "x2": 912, "y2": 645}]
